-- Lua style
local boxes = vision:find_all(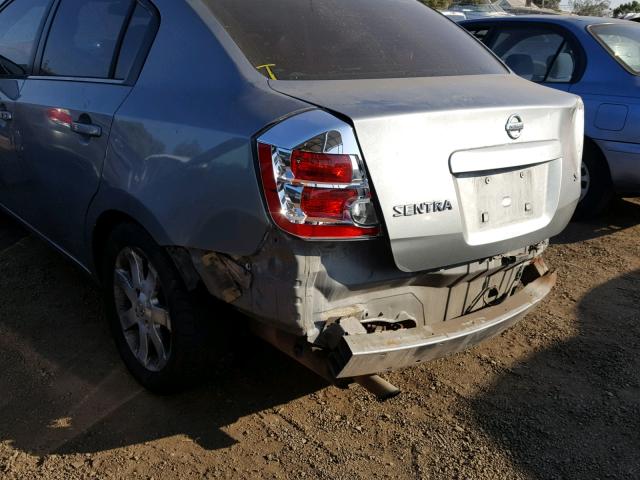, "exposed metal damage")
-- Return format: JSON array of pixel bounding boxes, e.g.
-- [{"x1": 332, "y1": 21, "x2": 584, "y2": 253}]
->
[
  {"x1": 191, "y1": 250, "x2": 251, "y2": 303},
  {"x1": 183, "y1": 232, "x2": 552, "y2": 398}
]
